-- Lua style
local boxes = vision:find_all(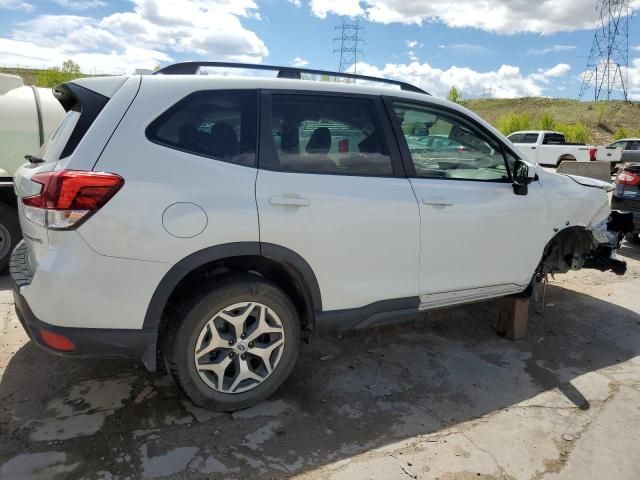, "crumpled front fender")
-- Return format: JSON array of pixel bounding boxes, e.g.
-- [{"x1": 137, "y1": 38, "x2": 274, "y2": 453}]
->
[{"x1": 584, "y1": 211, "x2": 635, "y2": 275}]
